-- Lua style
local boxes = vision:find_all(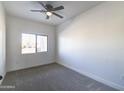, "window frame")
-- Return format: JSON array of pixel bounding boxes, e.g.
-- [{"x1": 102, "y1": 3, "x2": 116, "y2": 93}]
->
[
  {"x1": 21, "y1": 33, "x2": 48, "y2": 54},
  {"x1": 21, "y1": 33, "x2": 36, "y2": 54},
  {"x1": 36, "y1": 34, "x2": 48, "y2": 53}
]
